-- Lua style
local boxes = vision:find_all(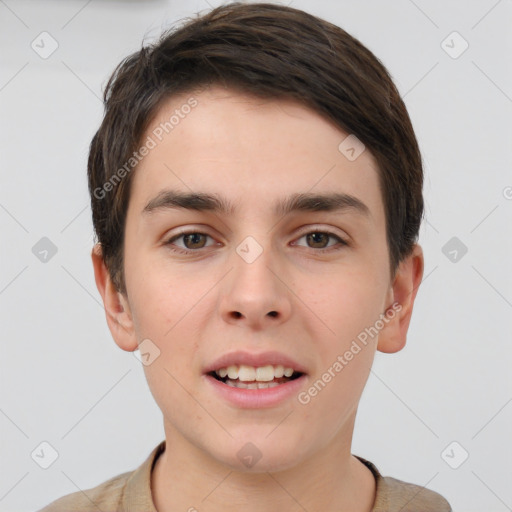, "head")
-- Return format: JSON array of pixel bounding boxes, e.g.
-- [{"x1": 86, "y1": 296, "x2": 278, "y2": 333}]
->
[{"x1": 90, "y1": 2, "x2": 424, "y2": 472}]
